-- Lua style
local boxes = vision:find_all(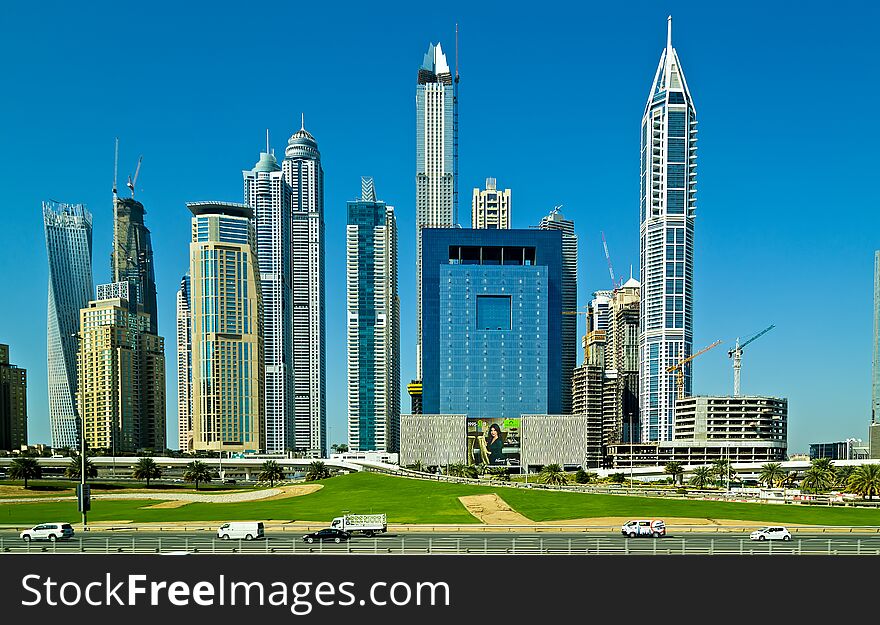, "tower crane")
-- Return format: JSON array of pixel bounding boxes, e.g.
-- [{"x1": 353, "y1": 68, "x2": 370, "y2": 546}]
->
[
  {"x1": 601, "y1": 231, "x2": 620, "y2": 289},
  {"x1": 126, "y1": 155, "x2": 143, "y2": 198},
  {"x1": 728, "y1": 324, "x2": 775, "y2": 396},
  {"x1": 666, "y1": 339, "x2": 722, "y2": 401}
]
